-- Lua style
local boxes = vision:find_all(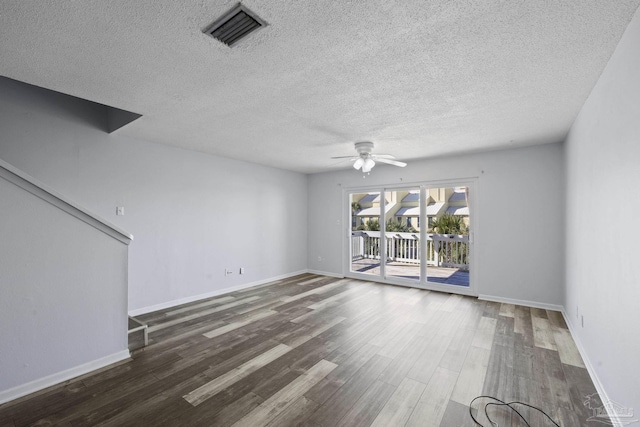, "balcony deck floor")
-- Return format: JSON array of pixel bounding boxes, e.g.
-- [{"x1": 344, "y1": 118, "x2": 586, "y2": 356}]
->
[{"x1": 351, "y1": 258, "x2": 470, "y2": 286}]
